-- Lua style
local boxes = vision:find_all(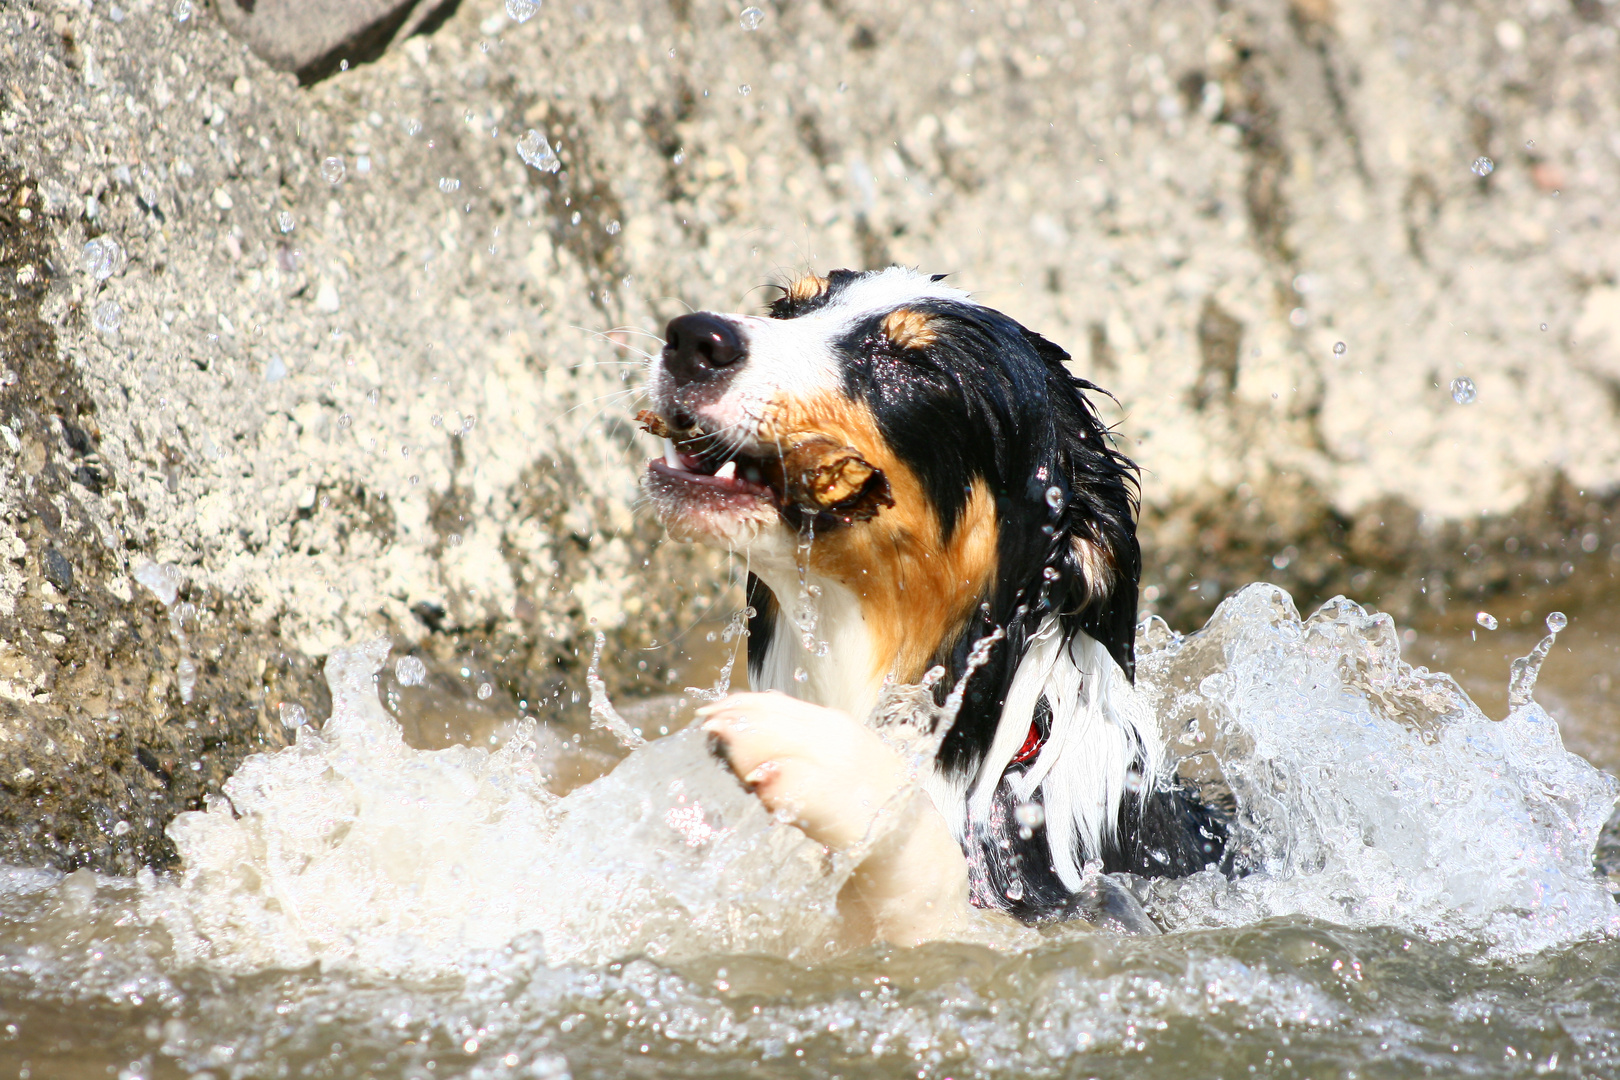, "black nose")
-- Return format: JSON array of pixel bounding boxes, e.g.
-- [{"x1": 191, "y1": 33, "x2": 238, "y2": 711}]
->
[{"x1": 663, "y1": 313, "x2": 745, "y2": 385}]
